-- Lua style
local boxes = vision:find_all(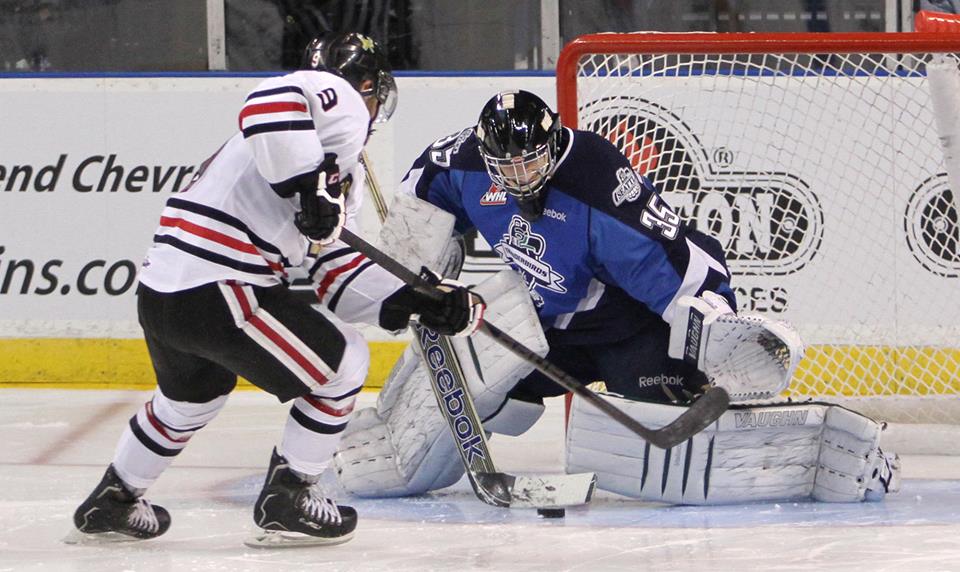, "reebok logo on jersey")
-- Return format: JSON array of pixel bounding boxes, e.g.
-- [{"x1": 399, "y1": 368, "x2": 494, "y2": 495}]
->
[
  {"x1": 480, "y1": 187, "x2": 508, "y2": 206},
  {"x1": 636, "y1": 375, "x2": 683, "y2": 389},
  {"x1": 543, "y1": 208, "x2": 567, "y2": 222}
]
